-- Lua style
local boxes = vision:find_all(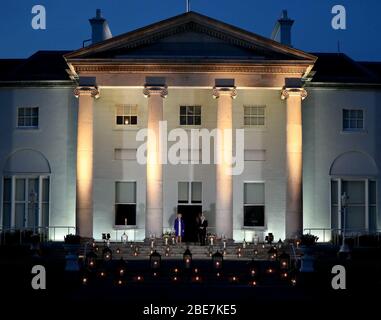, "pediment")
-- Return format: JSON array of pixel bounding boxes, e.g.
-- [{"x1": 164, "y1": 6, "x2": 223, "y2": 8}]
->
[{"x1": 66, "y1": 12, "x2": 316, "y2": 63}]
